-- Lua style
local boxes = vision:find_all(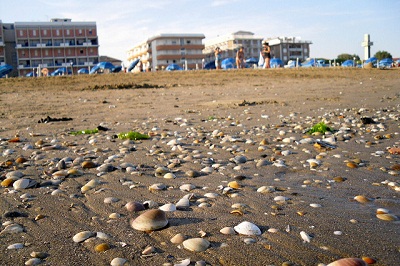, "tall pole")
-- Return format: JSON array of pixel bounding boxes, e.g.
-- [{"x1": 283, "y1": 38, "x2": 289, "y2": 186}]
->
[{"x1": 361, "y1": 34, "x2": 373, "y2": 60}]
